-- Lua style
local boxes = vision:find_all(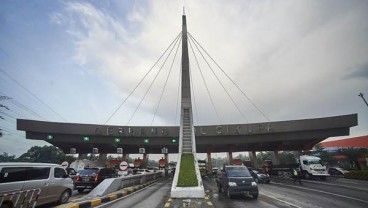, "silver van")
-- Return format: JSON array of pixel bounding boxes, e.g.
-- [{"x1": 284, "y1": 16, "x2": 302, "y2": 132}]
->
[{"x1": 0, "y1": 163, "x2": 74, "y2": 207}]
